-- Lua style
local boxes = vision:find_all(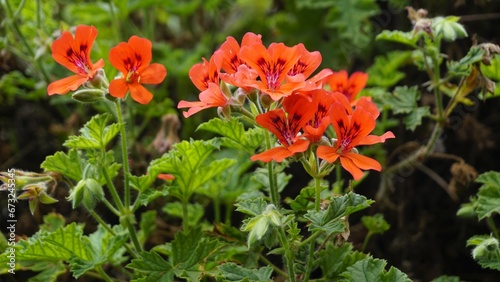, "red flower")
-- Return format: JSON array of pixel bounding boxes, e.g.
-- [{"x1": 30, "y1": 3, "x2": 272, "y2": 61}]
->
[
  {"x1": 47, "y1": 25, "x2": 104, "y2": 95},
  {"x1": 218, "y1": 32, "x2": 262, "y2": 74},
  {"x1": 302, "y1": 90, "x2": 350, "y2": 143},
  {"x1": 189, "y1": 54, "x2": 221, "y2": 91},
  {"x1": 109, "y1": 36, "x2": 167, "y2": 104},
  {"x1": 287, "y1": 44, "x2": 332, "y2": 85},
  {"x1": 323, "y1": 70, "x2": 368, "y2": 103},
  {"x1": 251, "y1": 94, "x2": 314, "y2": 162},
  {"x1": 178, "y1": 82, "x2": 230, "y2": 118},
  {"x1": 217, "y1": 33, "x2": 261, "y2": 91},
  {"x1": 157, "y1": 174, "x2": 175, "y2": 181},
  {"x1": 316, "y1": 100, "x2": 395, "y2": 180},
  {"x1": 240, "y1": 42, "x2": 305, "y2": 101}
]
